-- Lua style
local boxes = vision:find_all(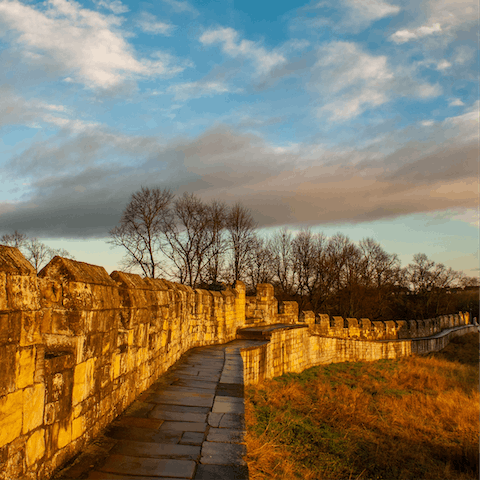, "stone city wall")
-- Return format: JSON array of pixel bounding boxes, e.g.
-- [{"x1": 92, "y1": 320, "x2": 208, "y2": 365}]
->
[
  {"x1": 241, "y1": 323, "x2": 477, "y2": 385},
  {"x1": 0, "y1": 245, "x2": 473, "y2": 479},
  {"x1": 0, "y1": 246, "x2": 247, "y2": 480}
]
